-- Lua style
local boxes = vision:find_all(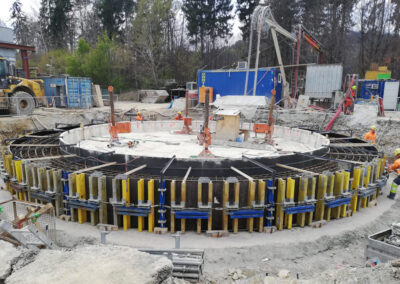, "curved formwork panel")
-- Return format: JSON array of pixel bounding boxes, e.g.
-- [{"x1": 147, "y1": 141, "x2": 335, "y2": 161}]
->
[{"x1": 1, "y1": 123, "x2": 387, "y2": 234}]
